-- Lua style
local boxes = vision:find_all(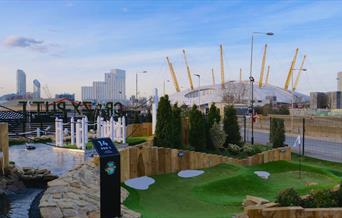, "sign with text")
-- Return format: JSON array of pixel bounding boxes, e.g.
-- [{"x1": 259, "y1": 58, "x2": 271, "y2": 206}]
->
[{"x1": 92, "y1": 138, "x2": 121, "y2": 218}]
